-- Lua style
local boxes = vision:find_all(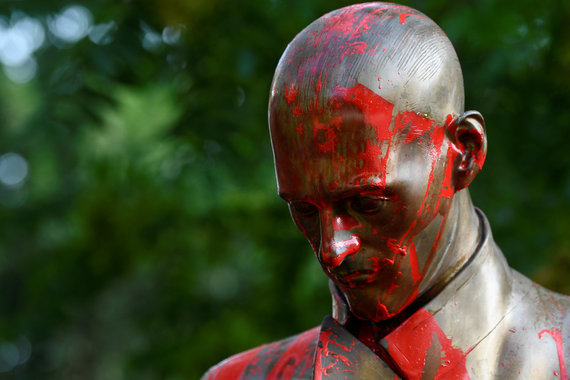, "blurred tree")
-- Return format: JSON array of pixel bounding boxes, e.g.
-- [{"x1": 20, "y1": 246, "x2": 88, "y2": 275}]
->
[{"x1": 0, "y1": 0, "x2": 567, "y2": 379}]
